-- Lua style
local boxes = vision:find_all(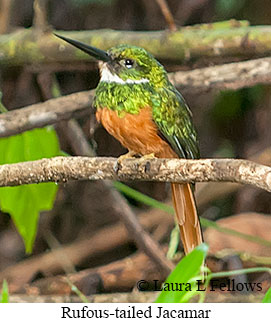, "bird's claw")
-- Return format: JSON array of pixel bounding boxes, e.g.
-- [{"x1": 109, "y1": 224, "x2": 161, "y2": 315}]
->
[
  {"x1": 117, "y1": 151, "x2": 137, "y2": 163},
  {"x1": 138, "y1": 153, "x2": 156, "y2": 161}
]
